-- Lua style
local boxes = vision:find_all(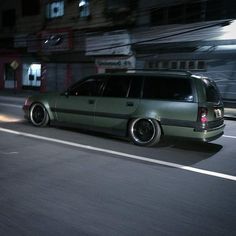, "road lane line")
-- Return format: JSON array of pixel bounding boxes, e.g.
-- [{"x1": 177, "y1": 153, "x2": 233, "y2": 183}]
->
[
  {"x1": 0, "y1": 151, "x2": 18, "y2": 155},
  {"x1": 223, "y1": 135, "x2": 236, "y2": 139},
  {"x1": 0, "y1": 103, "x2": 22, "y2": 108},
  {"x1": 0, "y1": 127, "x2": 236, "y2": 182}
]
